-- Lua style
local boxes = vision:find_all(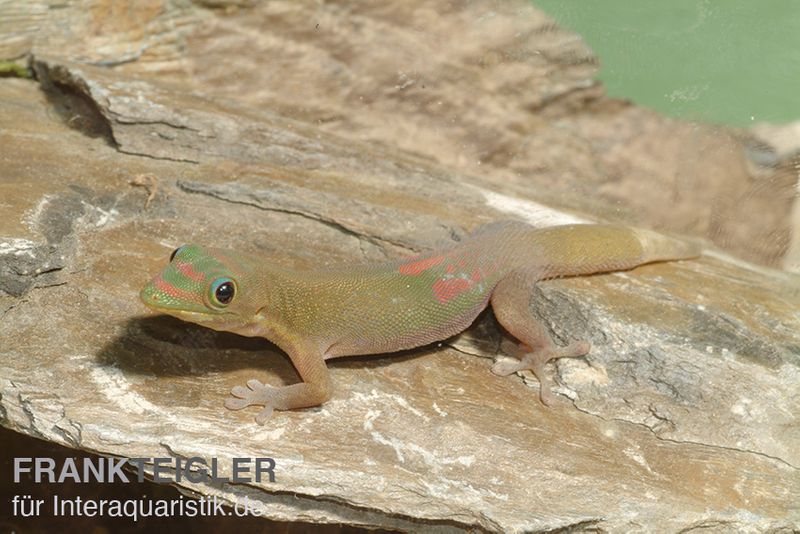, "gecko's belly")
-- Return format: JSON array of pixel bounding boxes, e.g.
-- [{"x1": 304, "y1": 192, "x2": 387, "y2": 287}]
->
[{"x1": 323, "y1": 295, "x2": 490, "y2": 358}]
